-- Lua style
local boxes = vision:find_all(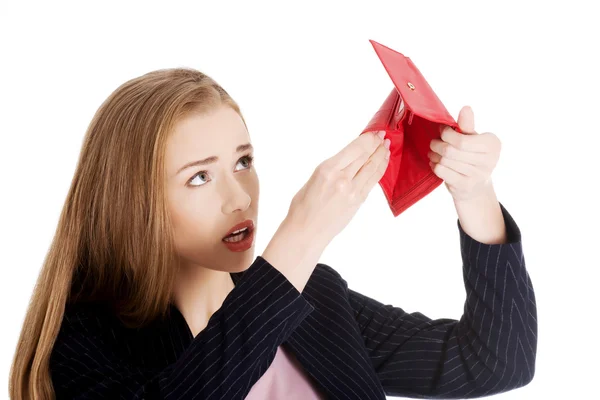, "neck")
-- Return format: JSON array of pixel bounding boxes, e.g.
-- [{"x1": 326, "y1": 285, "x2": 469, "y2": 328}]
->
[{"x1": 172, "y1": 265, "x2": 236, "y2": 337}]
